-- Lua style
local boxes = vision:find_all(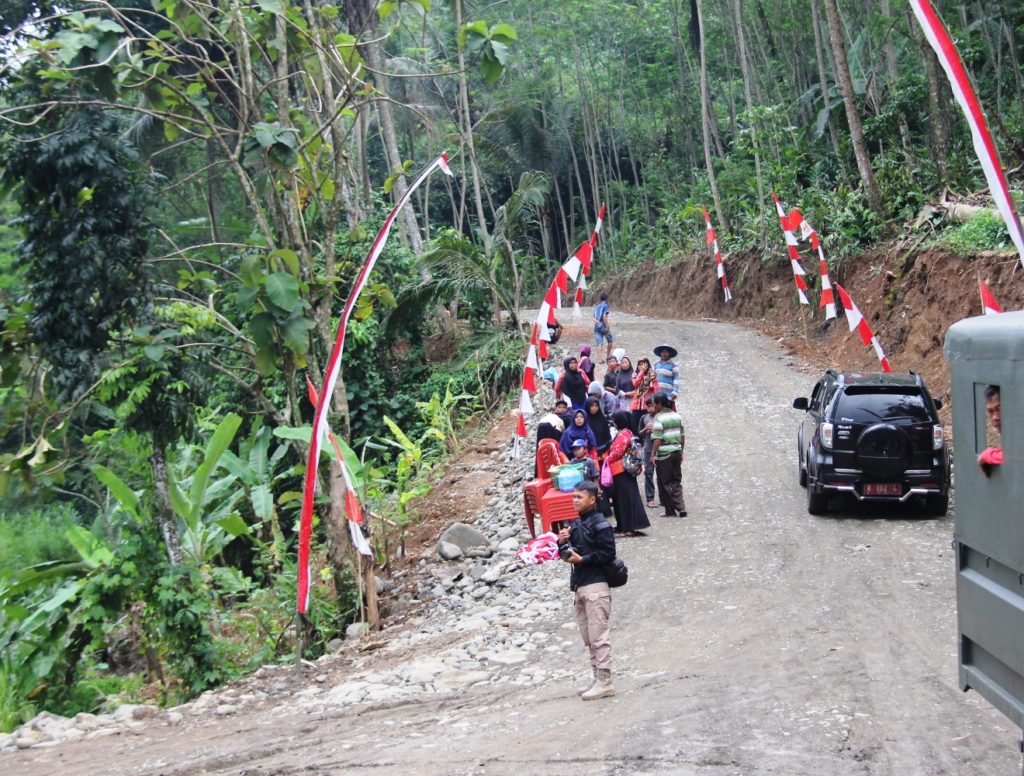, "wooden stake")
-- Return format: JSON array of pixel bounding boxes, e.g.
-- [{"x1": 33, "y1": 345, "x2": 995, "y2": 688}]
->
[{"x1": 294, "y1": 610, "x2": 303, "y2": 675}]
